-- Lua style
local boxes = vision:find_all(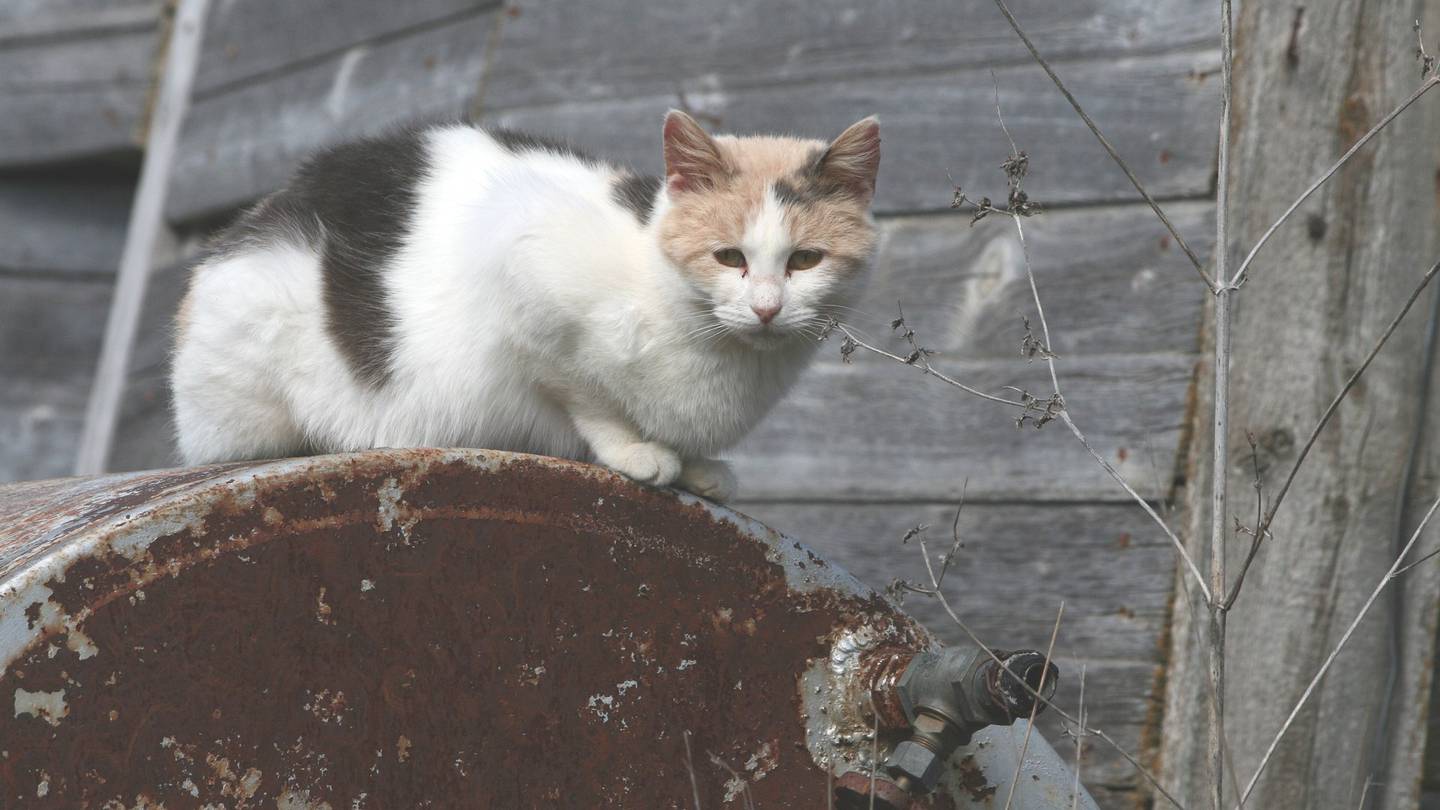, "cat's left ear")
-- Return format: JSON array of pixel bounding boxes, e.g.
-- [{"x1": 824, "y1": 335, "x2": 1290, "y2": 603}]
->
[{"x1": 815, "y1": 116, "x2": 881, "y2": 203}]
